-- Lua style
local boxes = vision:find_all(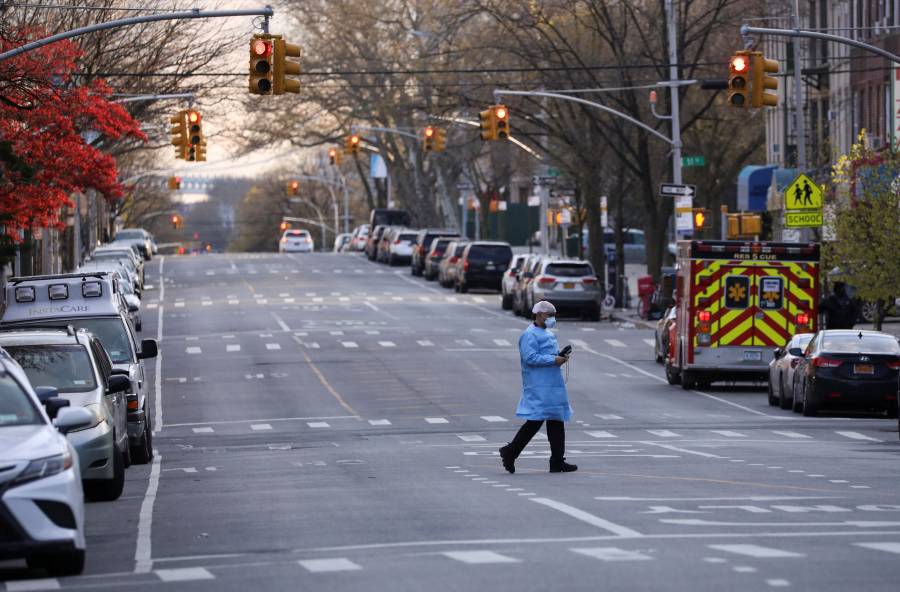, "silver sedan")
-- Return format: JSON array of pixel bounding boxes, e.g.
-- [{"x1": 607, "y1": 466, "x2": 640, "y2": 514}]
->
[{"x1": 768, "y1": 333, "x2": 814, "y2": 409}]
